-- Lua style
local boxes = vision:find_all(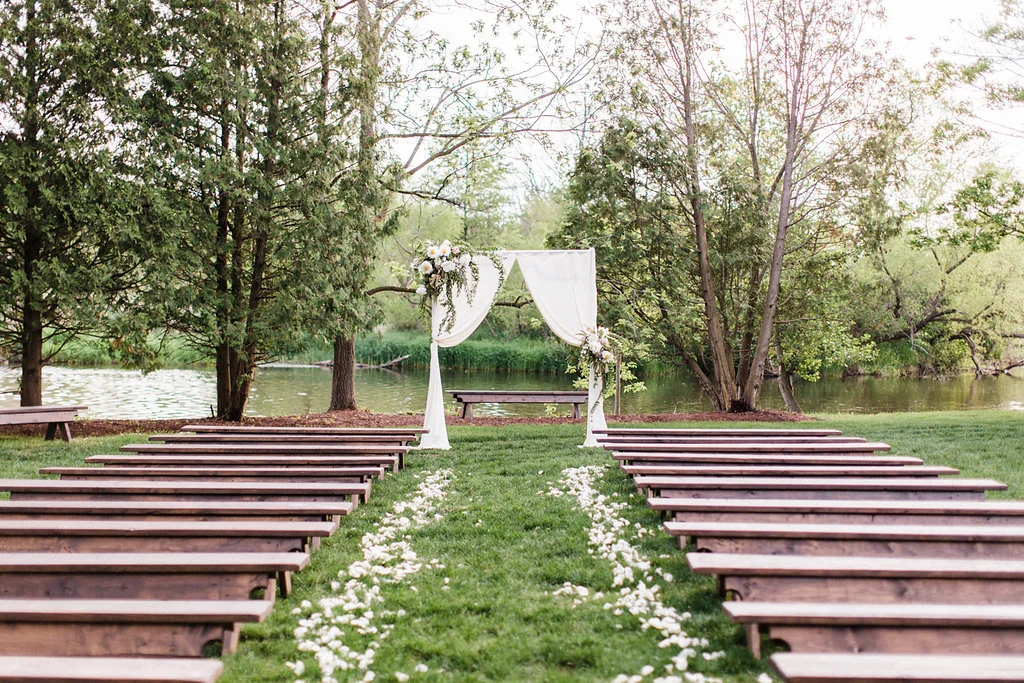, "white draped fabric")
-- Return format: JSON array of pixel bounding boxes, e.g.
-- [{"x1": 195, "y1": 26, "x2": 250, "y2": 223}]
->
[{"x1": 418, "y1": 248, "x2": 607, "y2": 450}]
